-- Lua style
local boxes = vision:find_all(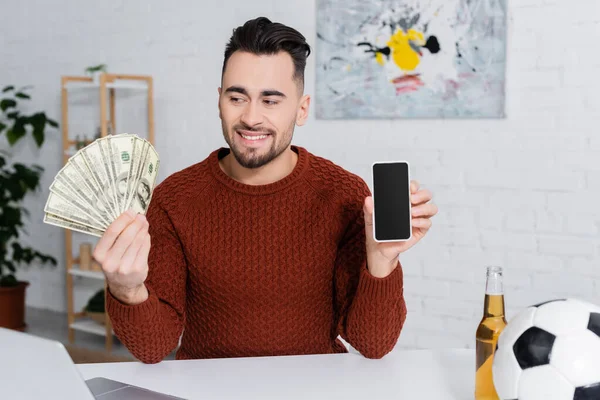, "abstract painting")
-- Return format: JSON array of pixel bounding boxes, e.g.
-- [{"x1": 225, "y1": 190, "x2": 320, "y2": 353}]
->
[{"x1": 315, "y1": 0, "x2": 507, "y2": 119}]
